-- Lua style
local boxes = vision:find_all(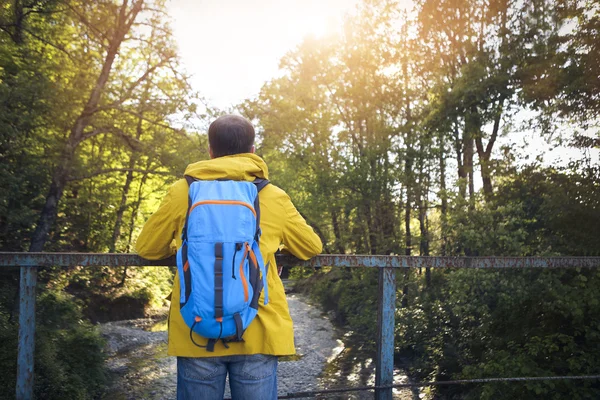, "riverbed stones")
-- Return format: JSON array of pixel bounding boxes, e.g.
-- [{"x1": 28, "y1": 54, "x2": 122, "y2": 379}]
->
[{"x1": 100, "y1": 292, "x2": 338, "y2": 399}]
